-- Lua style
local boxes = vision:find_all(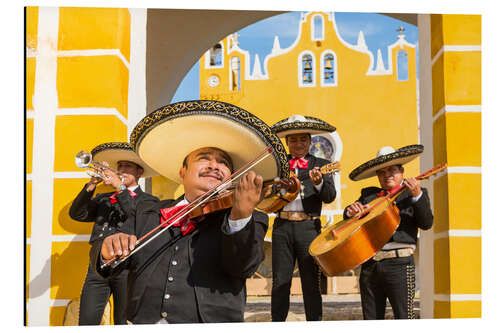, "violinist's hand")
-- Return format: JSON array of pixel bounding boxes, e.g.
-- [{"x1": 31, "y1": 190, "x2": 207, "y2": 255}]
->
[
  {"x1": 101, "y1": 232, "x2": 137, "y2": 260},
  {"x1": 309, "y1": 167, "x2": 322, "y2": 185},
  {"x1": 404, "y1": 177, "x2": 422, "y2": 198},
  {"x1": 230, "y1": 170, "x2": 263, "y2": 220},
  {"x1": 346, "y1": 201, "x2": 369, "y2": 218}
]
